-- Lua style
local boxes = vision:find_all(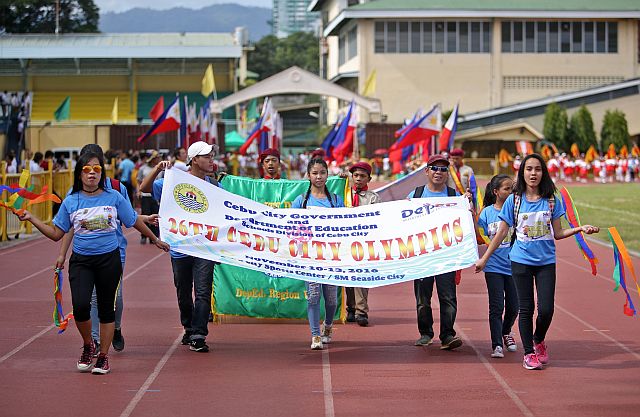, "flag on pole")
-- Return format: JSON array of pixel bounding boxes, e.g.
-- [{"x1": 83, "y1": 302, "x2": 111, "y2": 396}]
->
[
  {"x1": 137, "y1": 96, "x2": 181, "y2": 143},
  {"x1": 110, "y1": 97, "x2": 118, "y2": 125},
  {"x1": 362, "y1": 69, "x2": 377, "y2": 97},
  {"x1": 332, "y1": 101, "x2": 357, "y2": 163},
  {"x1": 178, "y1": 95, "x2": 188, "y2": 148},
  {"x1": 389, "y1": 104, "x2": 440, "y2": 153},
  {"x1": 201, "y1": 64, "x2": 216, "y2": 97},
  {"x1": 439, "y1": 103, "x2": 459, "y2": 152},
  {"x1": 53, "y1": 96, "x2": 71, "y2": 122},
  {"x1": 395, "y1": 110, "x2": 421, "y2": 138},
  {"x1": 239, "y1": 98, "x2": 271, "y2": 155},
  {"x1": 149, "y1": 96, "x2": 165, "y2": 122}
]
